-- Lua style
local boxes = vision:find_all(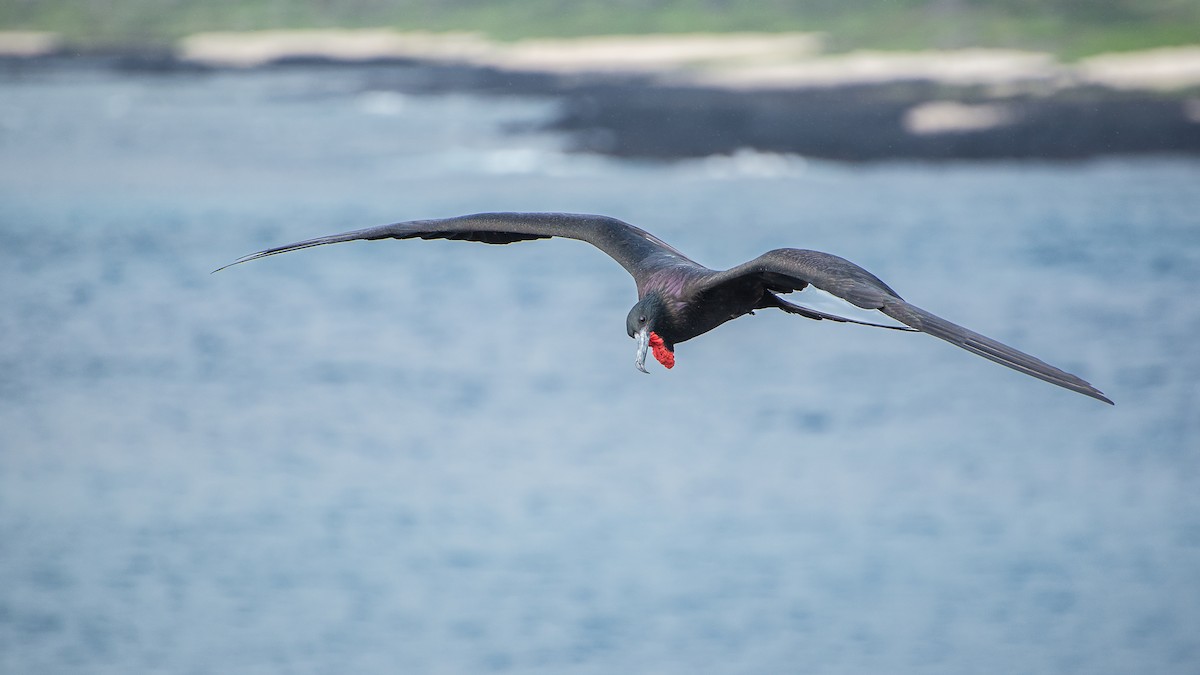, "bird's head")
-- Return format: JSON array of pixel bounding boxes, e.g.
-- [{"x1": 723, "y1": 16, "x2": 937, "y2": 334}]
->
[{"x1": 626, "y1": 295, "x2": 675, "y2": 373}]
